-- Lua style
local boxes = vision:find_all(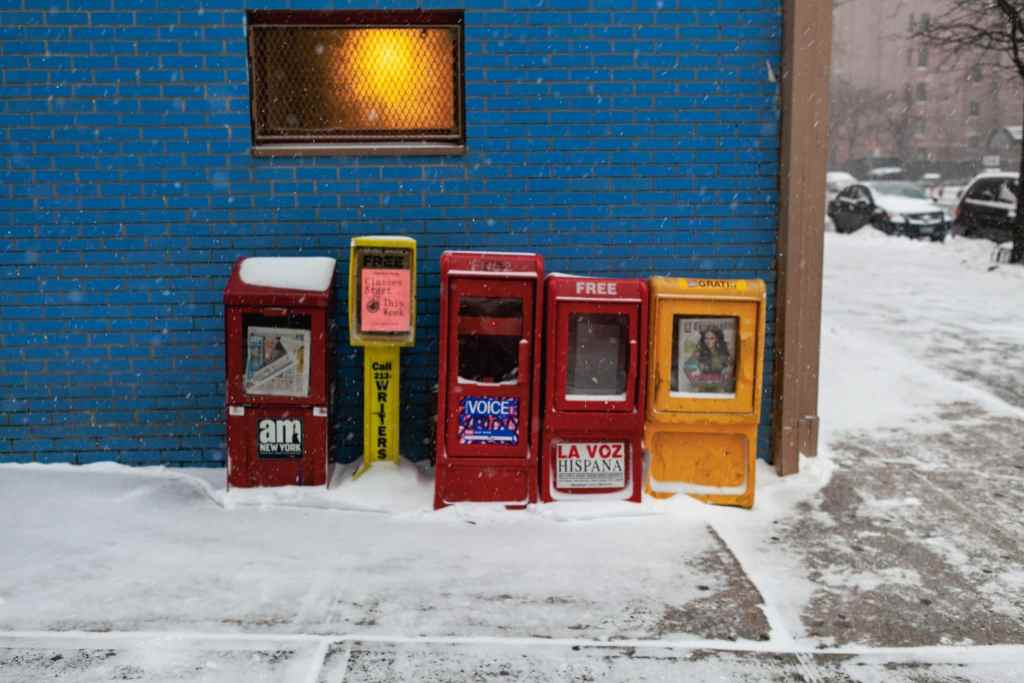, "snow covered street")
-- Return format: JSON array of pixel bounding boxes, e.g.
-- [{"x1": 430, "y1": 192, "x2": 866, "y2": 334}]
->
[
  {"x1": 3, "y1": 231, "x2": 1024, "y2": 681},
  {"x1": 798, "y1": 230, "x2": 1024, "y2": 651}
]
